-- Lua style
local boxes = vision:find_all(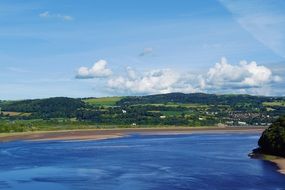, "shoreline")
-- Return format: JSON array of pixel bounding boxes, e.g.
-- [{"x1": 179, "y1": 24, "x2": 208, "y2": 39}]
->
[
  {"x1": 0, "y1": 126, "x2": 265, "y2": 142},
  {"x1": 271, "y1": 159, "x2": 285, "y2": 175},
  {"x1": 249, "y1": 152, "x2": 285, "y2": 175}
]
